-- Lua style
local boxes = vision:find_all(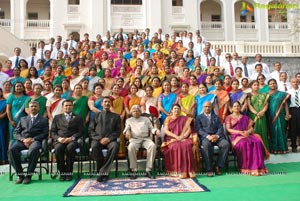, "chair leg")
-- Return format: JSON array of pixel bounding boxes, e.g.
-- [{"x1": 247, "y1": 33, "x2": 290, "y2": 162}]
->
[
  {"x1": 39, "y1": 157, "x2": 42, "y2": 180},
  {"x1": 115, "y1": 158, "x2": 118, "y2": 178},
  {"x1": 9, "y1": 163, "x2": 13, "y2": 181}
]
